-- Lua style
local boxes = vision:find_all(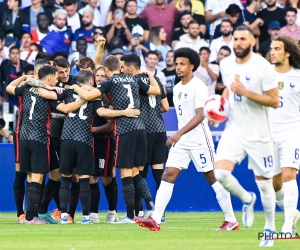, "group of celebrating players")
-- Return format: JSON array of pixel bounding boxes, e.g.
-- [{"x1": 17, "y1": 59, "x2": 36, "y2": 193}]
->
[{"x1": 5, "y1": 24, "x2": 300, "y2": 248}]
